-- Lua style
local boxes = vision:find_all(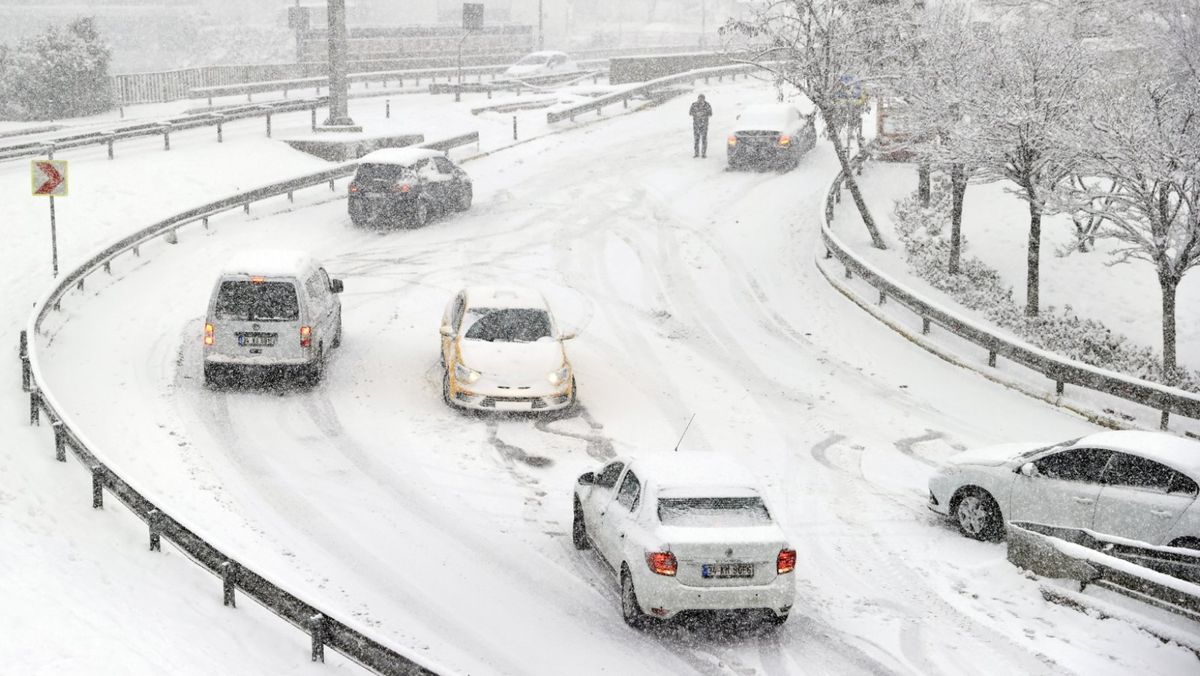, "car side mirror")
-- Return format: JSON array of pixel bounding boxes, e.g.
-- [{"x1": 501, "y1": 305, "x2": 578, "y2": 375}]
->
[
  {"x1": 439, "y1": 324, "x2": 453, "y2": 337},
  {"x1": 1018, "y1": 462, "x2": 1038, "y2": 478},
  {"x1": 577, "y1": 472, "x2": 595, "y2": 486},
  {"x1": 330, "y1": 279, "x2": 344, "y2": 294},
  {"x1": 559, "y1": 331, "x2": 577, "y2": 341}
]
